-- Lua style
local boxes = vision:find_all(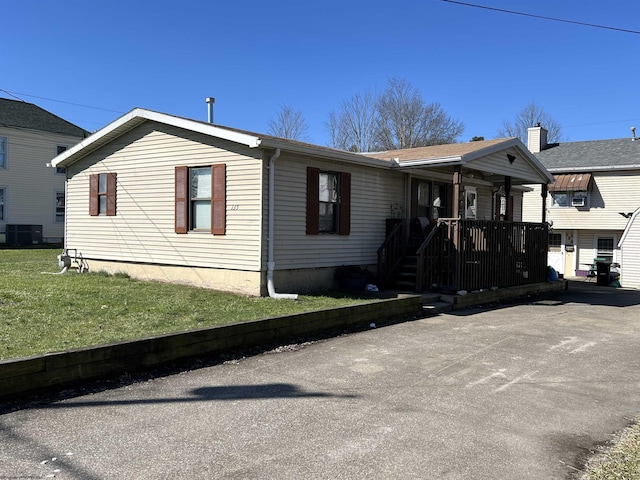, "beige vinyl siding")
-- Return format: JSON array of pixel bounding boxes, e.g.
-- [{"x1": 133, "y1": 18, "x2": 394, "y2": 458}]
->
[
  {"x1": 470, "y1": 147, "x2": 546, "y2": 183},
  {"x1": 620, "y1": 217, "x2": 640, "y2": 289},
  {"x1": 0, "y1": 127, "x2": 83, "y2": 241},
  {"x1": 65, "y1": 122, "x2": 264, "y2": 271},
  {"x1": 524, "y1": 172, "x2": 640, "y2": 230},
  {"x1": 269, "y1": 152, "x2": 405, "y2": 269}
]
